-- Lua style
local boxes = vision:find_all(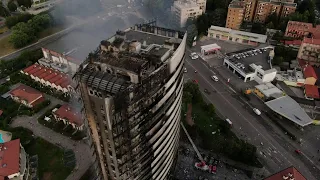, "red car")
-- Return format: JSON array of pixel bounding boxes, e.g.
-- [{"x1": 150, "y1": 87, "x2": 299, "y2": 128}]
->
[
  {"x1": 295, "y1": 149, "x2": 302, "y2": 154},
  {"x1": 193, "y1": 79, "x2": 198, "y2": 84}
]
